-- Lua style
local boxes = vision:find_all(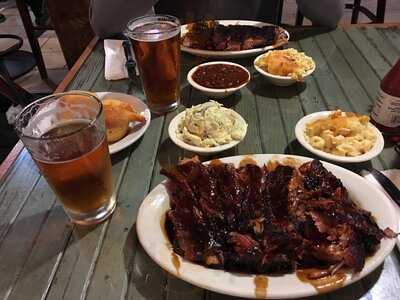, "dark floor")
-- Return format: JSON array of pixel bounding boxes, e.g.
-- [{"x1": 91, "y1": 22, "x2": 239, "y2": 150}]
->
[{"x1": 0, "y1": 108, "x2": 18, "y2": 163}]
